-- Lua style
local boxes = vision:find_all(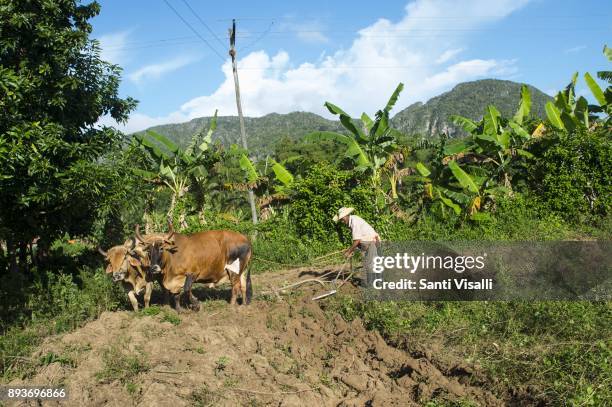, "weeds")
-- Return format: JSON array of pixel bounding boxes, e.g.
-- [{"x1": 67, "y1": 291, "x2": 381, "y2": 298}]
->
[{"x1": 95, "y1": 344, "x2": 149, "y2": 386}]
